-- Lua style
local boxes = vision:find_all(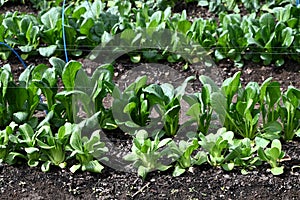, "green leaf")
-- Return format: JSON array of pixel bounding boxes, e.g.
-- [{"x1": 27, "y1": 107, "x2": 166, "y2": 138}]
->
[
  {"x1": 25, "y1": 147, "x2": 39, "y2": 154},
  {"x1": 143, "y1": 84, "x2": 164, "y2": 100},
  {"x1": 62, "y1": 61, "x2": 82, "y2": 91},
  {"x1": 255, "y1": 137, "x2": 269, "y2": 148},
  {"x1": 37, "y1": 139, "x2": 53, "y2": 149},
  {"x1": 172, "y1": 165, "x2": 185, "y2": 177},
  {"x1": 177, "y1": 20, "x2": 191, "y2": 34},
  {"x1": 138, "y1": 165, "x2": 148, "y2": 180},
  {"x1": 271, "y1": 139, "x2": 282, "y2": 152},
  {"x1": 13, "y1": 112, "x2": 28, "y2": 124},
  {"x1": 270, "y1": 166, "x2": 284, "y2": 175},
  {"x1": 80, "y1": 18, "x2": 94, "y2": 35},
  {"x1": 6, "y1": 152, "x2": 26, "y2": 165},
  {"x1": 38, "y1": 45, "x2": 57, "y2": 57},
  {"x1": 70, "y1": 129, "x2": 83, "y2": 152},
  {"x1": 282, "y1": 27, "x2": 294, "y2": 47},
  {"x1": 186, "y1": 103, "x2": 200, "y2": 121},
  {"x1": 82, "y1": 160, "x2": 104, "y2": 173},
  {"x1": 19, "y1": 123, "x2": 35, "y2": 145},
  {"x1": 257, "y1": 147, "x2": 268, "y2": 161},
  {"x1": 123, "y1": 153, "x2": 139, "y2": 161},
  {"x1": 222, "y1": 162, "x2": 234, "y2": 171},
  {"x1": 211, "y1": 92, "x2": 227, "y2": 124},
  {"x1": 199, "y1": 75, "x2": 219, "y2": 93},
  {"x1": 70, "y1": 164, "x2": 81, "y2": 173},
  {"x1": 49, "y1": 57, "x2": 65, "y2": 77},
  {"x1": 269, "y1": 148, "x2": 280, "y2": 159},
  {"x1": 259, "y1": 13, "x2": 275, "y2": 28},
  {"x1": 41, "y1": 7, "x2": 60, "y2": 29},
  {"x1": 158, "y1": 138, "x2": 172, "y2": 149},
  {"x1": 41, "y1": 161, "x2": 51, "y2": 172}
]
